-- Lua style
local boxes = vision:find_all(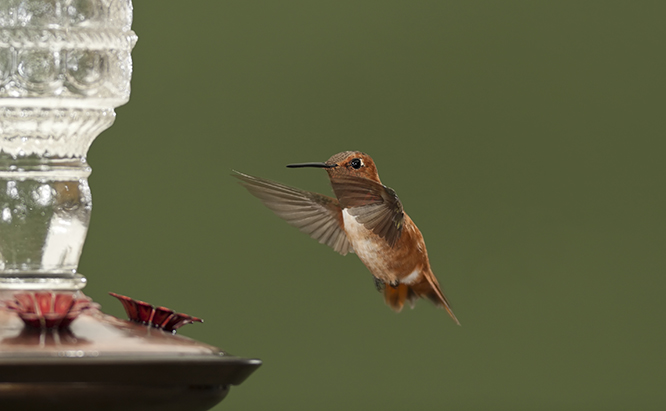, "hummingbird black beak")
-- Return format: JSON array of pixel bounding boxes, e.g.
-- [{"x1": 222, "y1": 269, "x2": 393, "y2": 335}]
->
[{"x1": 286, "y1": 162, "x2": 337, "y2": 168}]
